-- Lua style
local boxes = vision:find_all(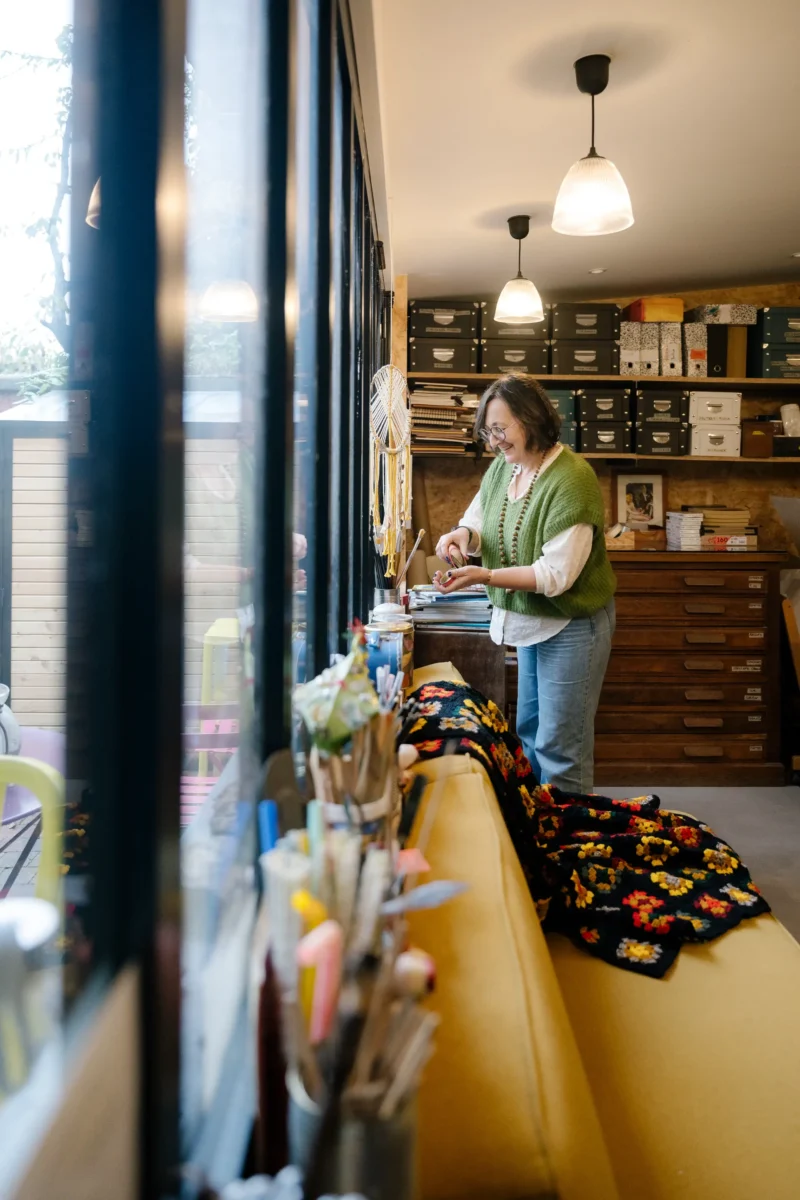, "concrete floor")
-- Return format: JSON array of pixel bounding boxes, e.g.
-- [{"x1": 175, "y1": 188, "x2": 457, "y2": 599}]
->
[{"x1": 609, "y1": 784, "x2": 800, "y2": 941}]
